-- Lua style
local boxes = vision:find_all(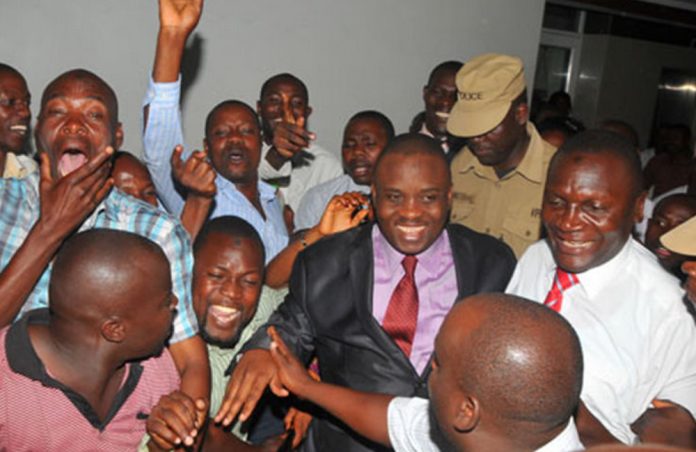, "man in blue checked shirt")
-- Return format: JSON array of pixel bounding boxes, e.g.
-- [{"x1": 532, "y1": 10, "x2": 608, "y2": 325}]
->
[
  {"x1": 143, "y1": 0, "x2": 288, "y2": 263},
  {"x1": 0, "y1": 67, "x2": 211, "y2": 450}
]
